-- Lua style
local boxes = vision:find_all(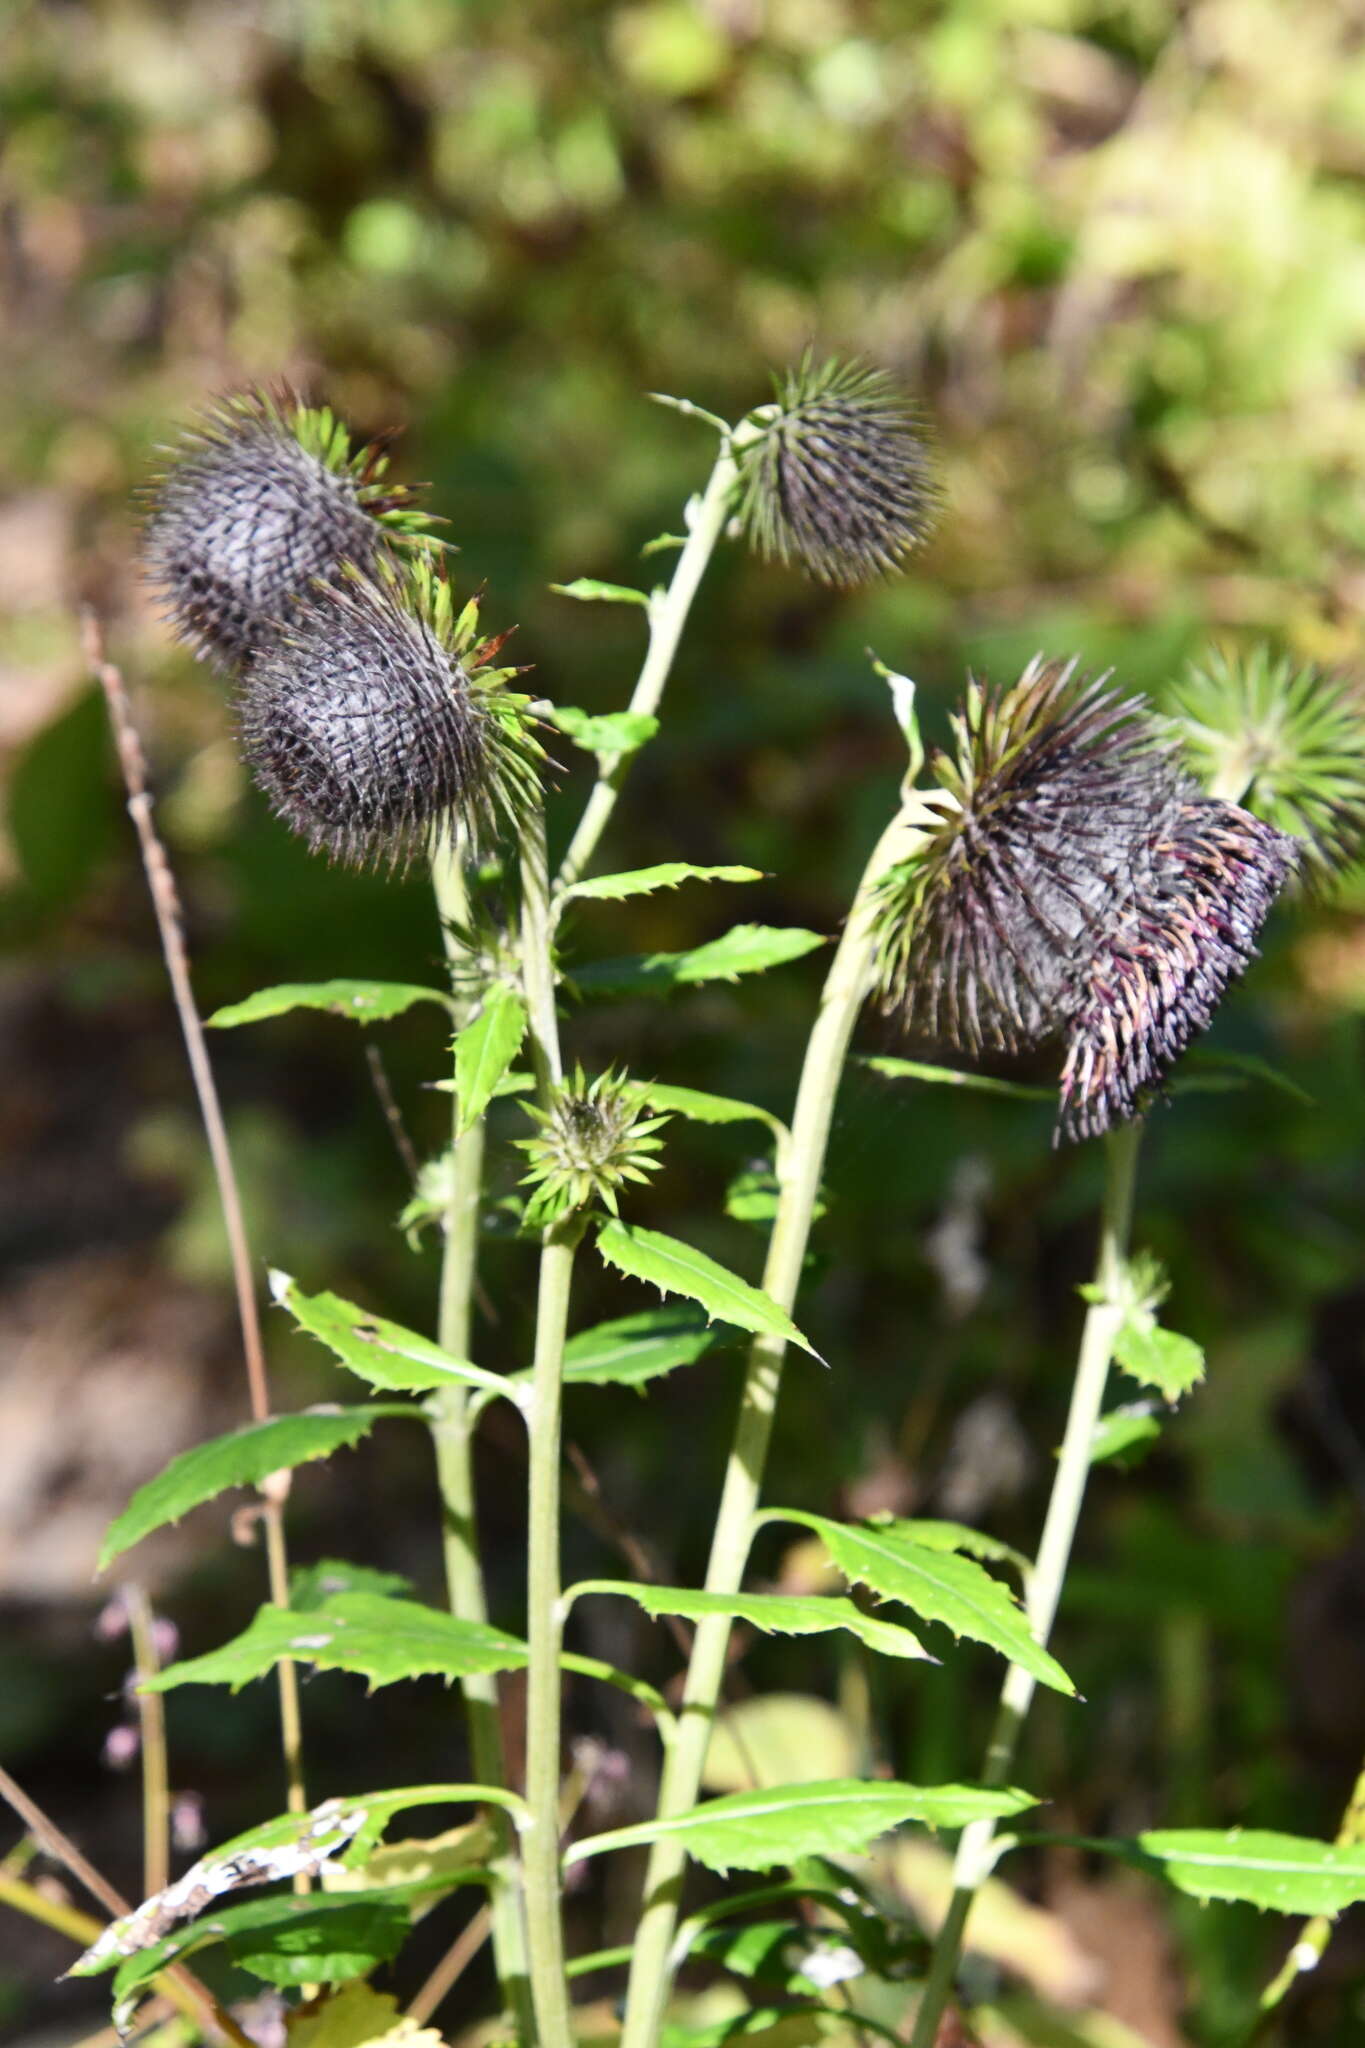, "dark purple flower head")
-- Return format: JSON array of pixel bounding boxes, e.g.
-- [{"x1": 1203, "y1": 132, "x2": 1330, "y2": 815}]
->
[
  {"x1": 734, "y1": 354, "x2": 940, "y2": 587},
  {"x1": 239, "y1": 559, "x2": 537, "y2": 870},
  {"x1": 880, "y1": 656, "x2": 1298, "y2": 1141},
  {"x1": 142, "y1": 388, "x2": 433, "y2": 674}
]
